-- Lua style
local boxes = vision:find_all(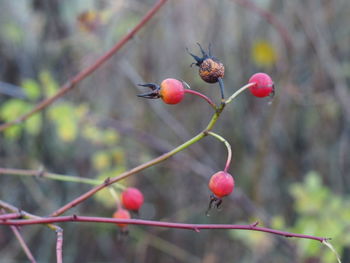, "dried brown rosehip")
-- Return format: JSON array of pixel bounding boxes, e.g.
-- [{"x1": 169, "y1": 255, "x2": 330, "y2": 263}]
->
[
  {"x1": 188, "y1": 43, "x2": 225, "y2": 83},
  {"x1": 188, "y1": 43, "x2": 225, "y2": 99}
]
